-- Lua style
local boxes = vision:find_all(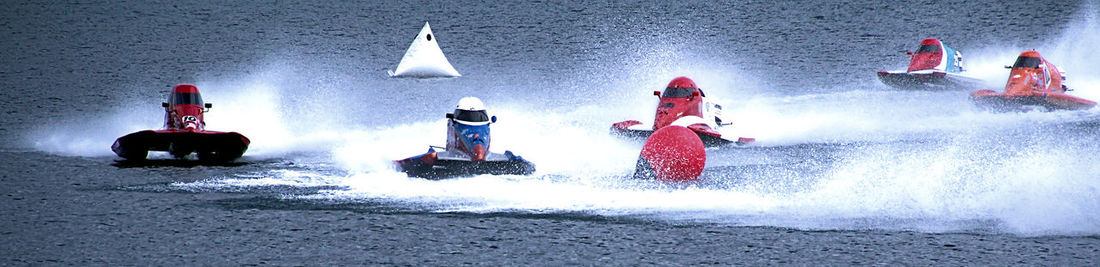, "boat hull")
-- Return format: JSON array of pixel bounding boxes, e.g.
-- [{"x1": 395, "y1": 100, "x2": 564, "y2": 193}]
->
[
  {"x1": 877, "y1": 71, "x2": 984, "y2": 91},
  {"x1": 610, "y1": 120, "x2": 753, "y2": 147},
  {"x1": 395, "y1": 148, "x2": 535, "y2": 179},
  {"x1": 111, "y1": 130, "x2": 250, "y2": 162},
  {"x1": 970, "y1": 90, "x2": 1096, "y2": 112}
]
